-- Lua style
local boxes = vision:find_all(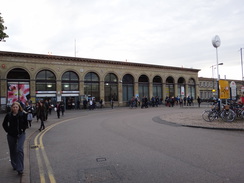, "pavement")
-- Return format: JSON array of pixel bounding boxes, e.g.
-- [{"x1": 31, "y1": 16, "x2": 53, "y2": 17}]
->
[{"x1": 0, "y1": 103, "x2": 243, "y2": 183}]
